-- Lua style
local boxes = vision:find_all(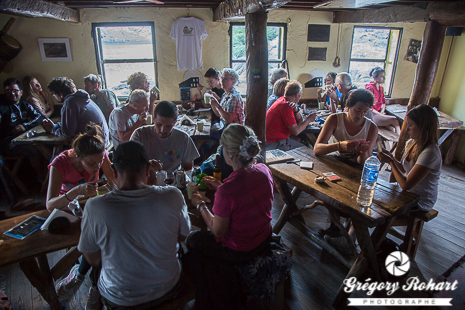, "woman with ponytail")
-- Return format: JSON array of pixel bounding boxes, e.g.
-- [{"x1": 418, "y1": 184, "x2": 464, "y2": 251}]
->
[
  {"x1": 46, "y1": 124, "x2": 115, "y2": 308},
  {"x1": 187, "y1": 124, "x2": 274, "y2": 309}
]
